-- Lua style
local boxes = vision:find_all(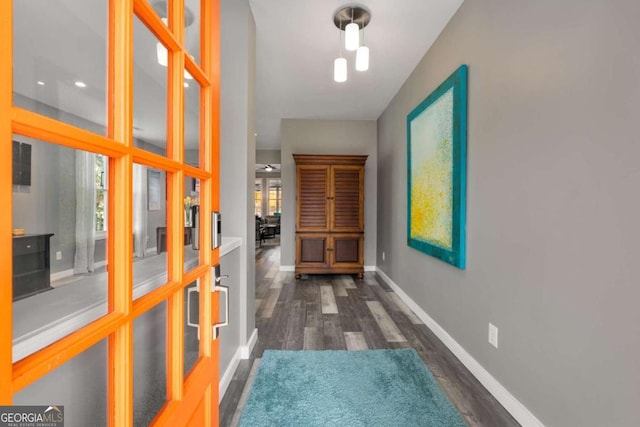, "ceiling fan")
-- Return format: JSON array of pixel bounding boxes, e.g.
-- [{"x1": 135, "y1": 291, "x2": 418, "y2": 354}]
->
[{"x1": 261, "y1": 164, "x2": 279, "y2": 172}]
